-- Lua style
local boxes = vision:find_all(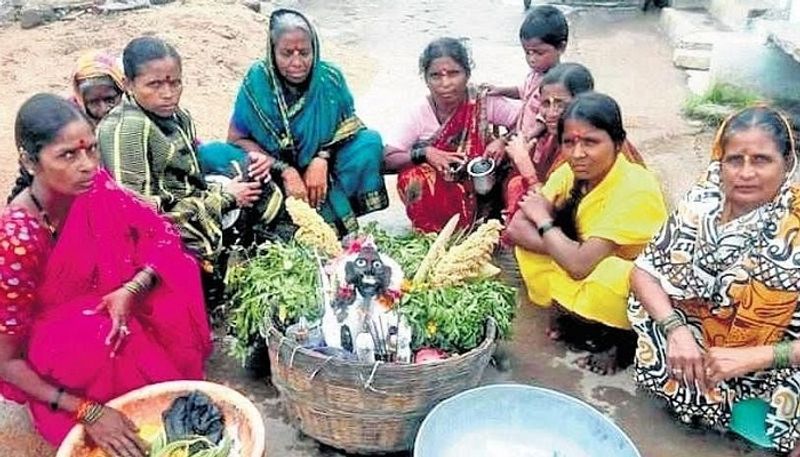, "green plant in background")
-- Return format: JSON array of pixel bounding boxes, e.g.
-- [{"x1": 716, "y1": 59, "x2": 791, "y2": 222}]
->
[
  {"x1": 226, "y1": 241, "x2": 321, "y2": 362},
  {"x1": 683, "y1": 82, "x2": 762, "y2": 125}
]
